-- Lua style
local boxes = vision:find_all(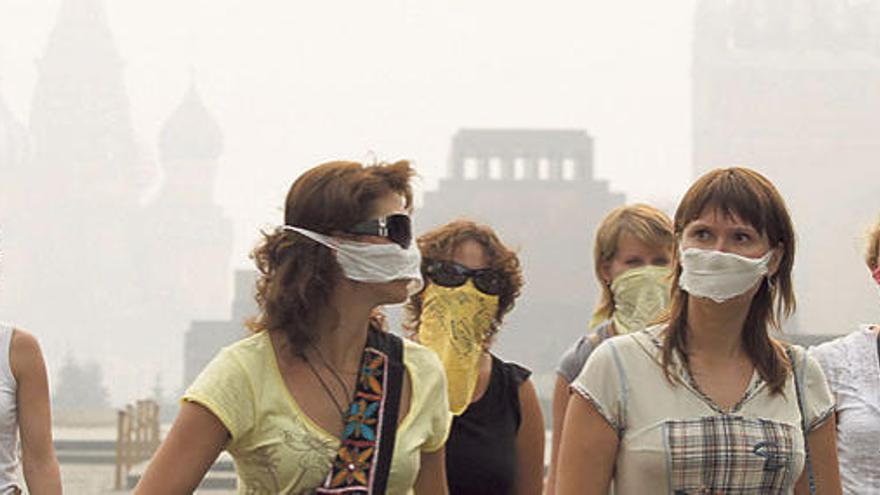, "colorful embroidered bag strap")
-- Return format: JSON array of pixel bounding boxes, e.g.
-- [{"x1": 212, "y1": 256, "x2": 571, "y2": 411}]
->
[{"x1": 317, "y1": 328, "x2": 405, "y2": 494}]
